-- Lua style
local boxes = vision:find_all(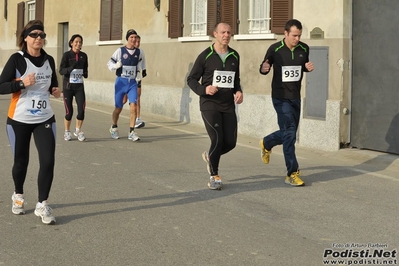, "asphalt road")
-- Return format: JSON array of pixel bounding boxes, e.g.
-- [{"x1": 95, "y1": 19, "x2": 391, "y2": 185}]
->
[{"x1": 0, "y1": 95, "x2": 398, "y2": 266}]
